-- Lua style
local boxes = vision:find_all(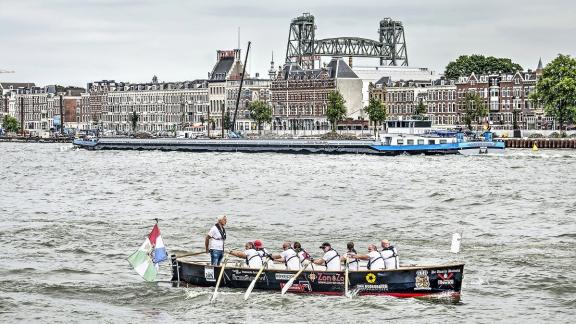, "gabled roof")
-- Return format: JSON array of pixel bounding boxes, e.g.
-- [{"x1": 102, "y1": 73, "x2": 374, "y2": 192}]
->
[
  {"x1": 325, "y1": 58, "x2": 358, "y2": 78},
  {"x1": 210, "y1": 57, "x2": 235, "y2": 81}
]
